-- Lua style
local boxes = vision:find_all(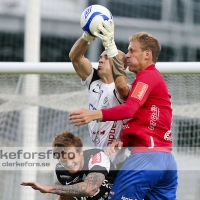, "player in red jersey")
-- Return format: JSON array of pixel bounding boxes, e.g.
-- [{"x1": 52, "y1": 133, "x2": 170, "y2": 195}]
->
[{"x1": 69, "y1": 20, "x2": 178, "y2": 200}]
